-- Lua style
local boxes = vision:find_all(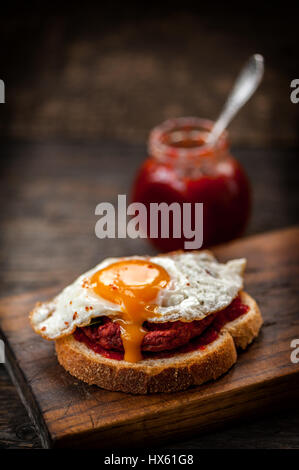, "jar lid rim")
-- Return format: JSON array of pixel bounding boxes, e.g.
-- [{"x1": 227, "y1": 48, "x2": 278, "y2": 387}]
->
[{"x1": 148, "y1": 116, "x2": 228, "y2": 159}]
